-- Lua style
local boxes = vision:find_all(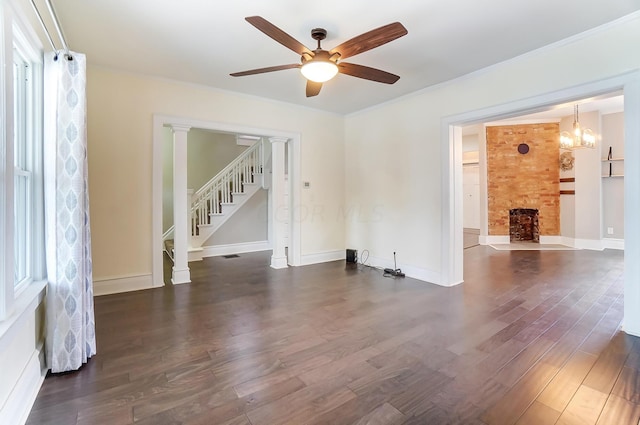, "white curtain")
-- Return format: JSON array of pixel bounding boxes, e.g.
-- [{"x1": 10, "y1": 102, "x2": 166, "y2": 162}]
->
[{"x1": 44, "y1": 52, "x2": 96, "y2": 373}]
